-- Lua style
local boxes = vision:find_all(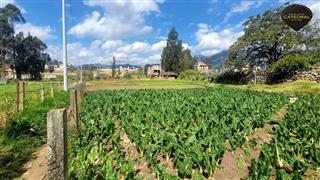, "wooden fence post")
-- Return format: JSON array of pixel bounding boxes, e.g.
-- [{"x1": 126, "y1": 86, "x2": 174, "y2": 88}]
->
[
  {"x1": 58, "y1": 82, "x2": 61, "y2": 92},
  {"x1": 16, "y1": 81, "x2": 25, "y2": 112},
  {"x1": 50, "y1": 81, "x2": 54, "y2": 98},
  {"x1": 47, "y1": 108, "x2": 67, "y2": 180},
  {"x1": 40, "y1": 82, "x2": 45, "y2": 102},
  {"x1": 70, "y1": 89, "x2": 78, "y2": 130},
  {"x1": 76, "y1": 84, "x2": 81, "y2": 112}
]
